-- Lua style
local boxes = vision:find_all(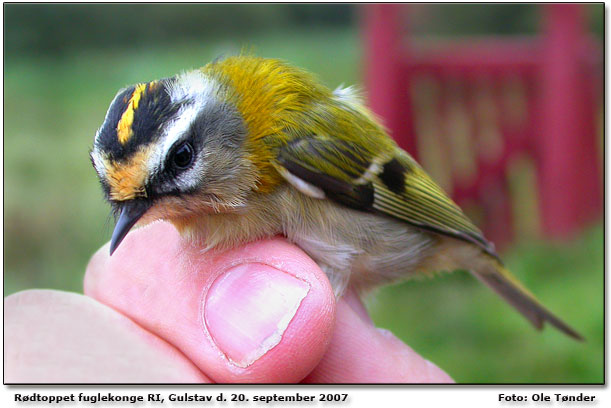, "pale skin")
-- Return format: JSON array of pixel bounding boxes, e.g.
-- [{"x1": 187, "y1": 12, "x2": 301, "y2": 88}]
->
[{"x1": 4, "y1": 221, "x2": 452, "y2": 383}]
